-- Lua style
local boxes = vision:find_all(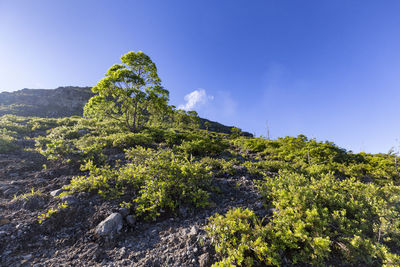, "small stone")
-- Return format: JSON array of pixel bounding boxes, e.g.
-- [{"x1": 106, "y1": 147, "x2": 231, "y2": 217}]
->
[
  {"x1": 3, "y1": 187, "x2": 18, "y2": 197},
  {"x1": 78, "y1": 129, "x2": 89, "y2": 136},
  {"x1": 50, "y1": 189, "x2": 64, "y2": 197},
  {"x1": 95, "y1": 213, "x2": 123, "y2": 237},
  {"x1": 126, "y1": 215, "x2": 136, "y2": 226},
  {"x1": 22, "y1": 254, "x2": 32, "y2": 260},
  {"x1": 189, "y1": 226, "x2": 198, "y2": 237},
  {"x1": 255, "y1": 201, "x2": 263, "y2": 210},
  {"x1": 0, "y1": 218, "x2": 10, "y2": 225},
  {"x1": 199, "y1": 253, "x2": 210, "y2": 267},
  {"x1": 22, "y1": 196, "x2": 45, "y2": 211},
  {"x1": 179, "y1": 206, "x2": 189, "y2": 217}
]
